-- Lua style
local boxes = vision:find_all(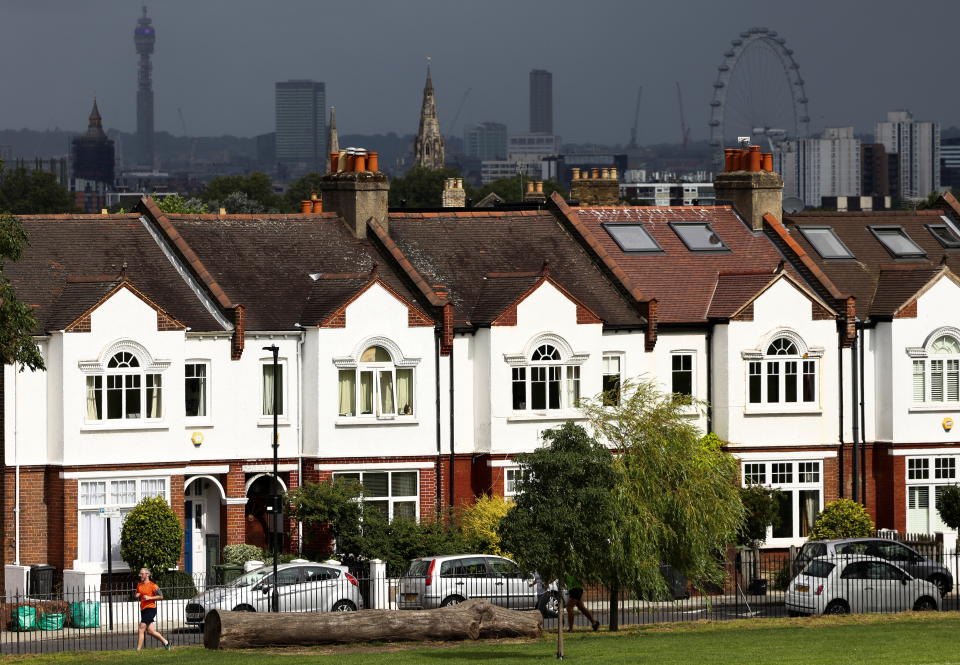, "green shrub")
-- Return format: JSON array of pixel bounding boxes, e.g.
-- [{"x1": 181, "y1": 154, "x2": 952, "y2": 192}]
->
[
  {"x1": 119, "y1": 496, "x2": 182, "y2": 572},
  {"x1": 458, "y1": 494, "x2": 513, "y2": 556},
  {"x1": 936, "y1": 484, "x2": 960, "y2": 530},
  {"x1": 153, "y1": 570, "x2": 197, "y2": 600},
  {"x1": 222, "y1": 544, "x2": 265, "y2": 566},
  {"x1": 808, "y1": 499, "x2": 875, "y2": 540},
  {"x1": 737, "y1": 484, "x2": 783, "y2": 546}
]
